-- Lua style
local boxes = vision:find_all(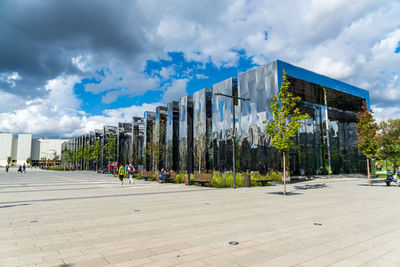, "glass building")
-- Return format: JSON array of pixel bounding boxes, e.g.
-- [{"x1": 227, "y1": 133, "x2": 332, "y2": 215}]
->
[
  {"x1": 211, "y1": 78, "x2": 238, "y2": 171},
  {"x1": 237, "y1": 60, "x2": 369, "y2": 175},
  {"x1": 143, "y1": 111, "x2": 155, "y2": 171},
  {"x1": 68, "y1": 59, "x2": 369, "y2": 176},
  {"x1": 132, "y1": 117, "x2": 144, "y2": 169},
  {"x1": 179, "y1": 95, "x2": 193, "y2": 172},
  {"x1": 166, "y1": 101, "x2": 179, "y2": 171},
  {"x1": 193, "y1": 88, "x2": 213, "y2": 172},
  {"x1": 153, "y1": 106, "x2": 167, "y2": 171}
]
